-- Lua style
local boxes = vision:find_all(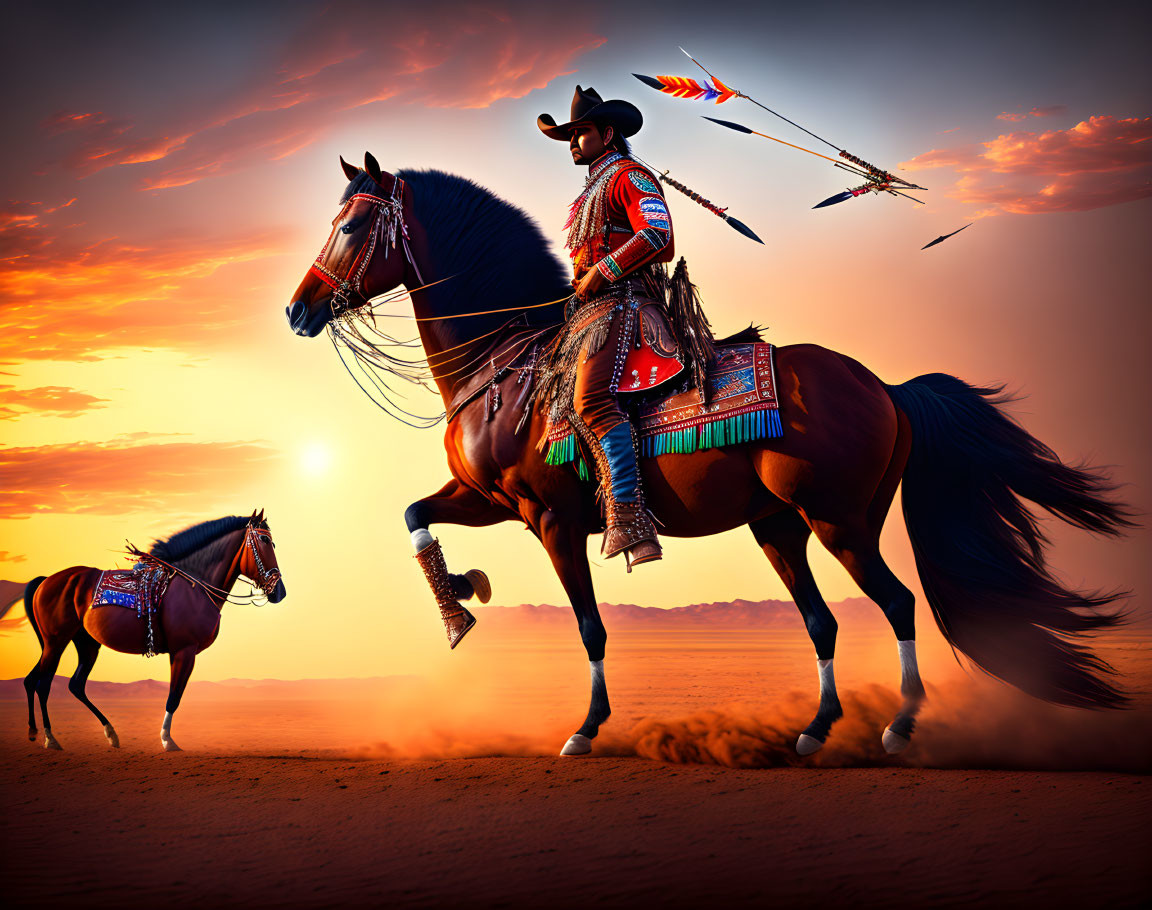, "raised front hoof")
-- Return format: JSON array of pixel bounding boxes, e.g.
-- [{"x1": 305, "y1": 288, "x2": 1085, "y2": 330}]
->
[
  {"x1": 560, "y1": 734, "x2": 593, "y2": 757},
  {"x1": 160, "y1": 735, "x2": 182, "y2": 752},
  {"x1": 464, "y1": 569, "x2": 492, "y2": 604},
  {"x1": 445, "y1": 607, "x2": 477, "y2": 650},
  {"x1": 796, "y1": 733, "x2": 825, "y2": 756},
  {"x1": 43, "y1": 733, "x2": 63, "y2": 751},
  {"x1": 104, "y1": 724, "x2": 121, "y2": 748},
  {"x1": 882, "y1": 726, "x2": 911, "y2": 754}
]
